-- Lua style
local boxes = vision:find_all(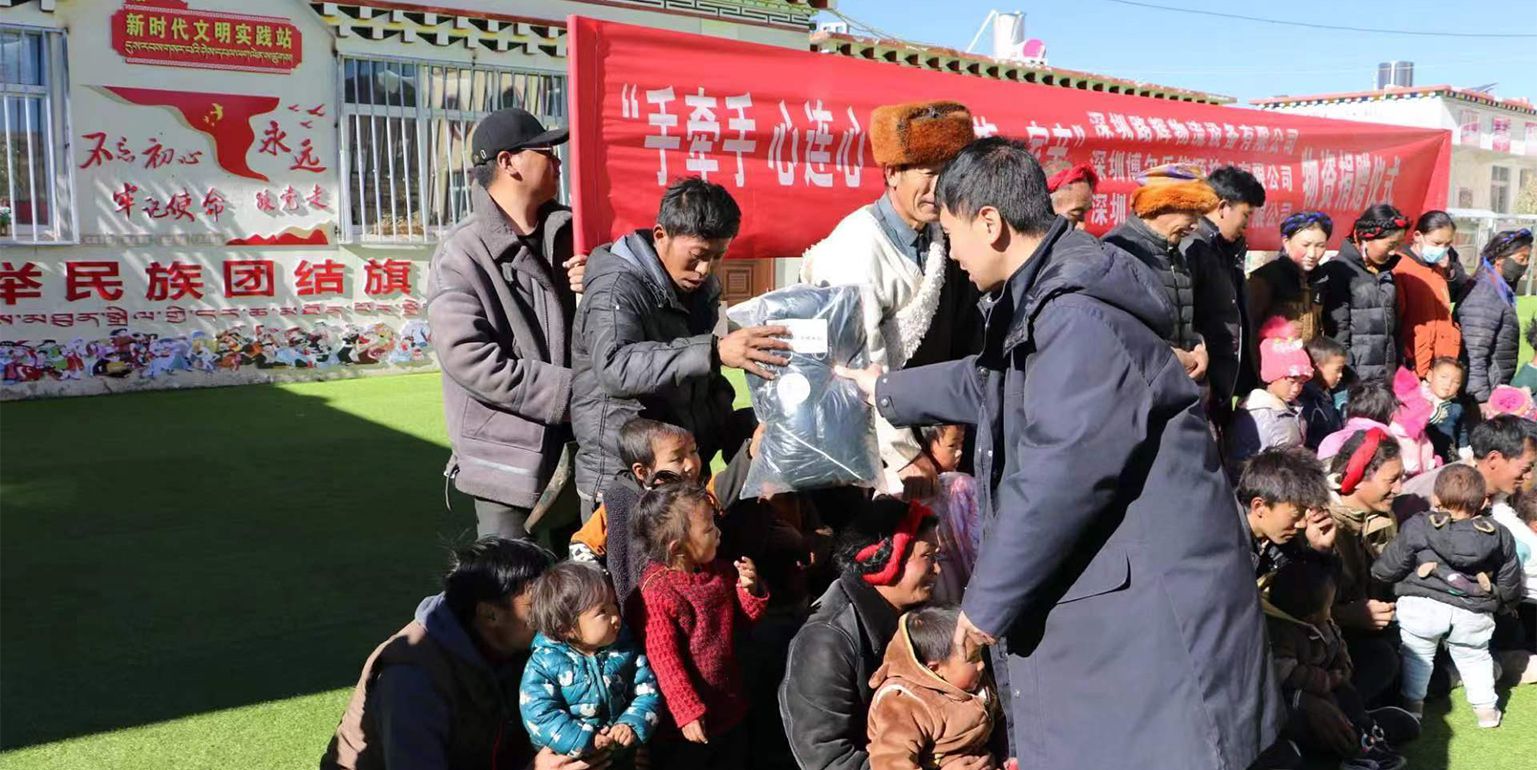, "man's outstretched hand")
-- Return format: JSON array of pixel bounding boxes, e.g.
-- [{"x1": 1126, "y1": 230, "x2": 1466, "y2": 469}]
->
[
  {"x1": 718, "y1": 325, "x2": 791, "y2": 379},
  {"x1": 833, "y1": 363, "x2": 882, "y2": 402}
]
